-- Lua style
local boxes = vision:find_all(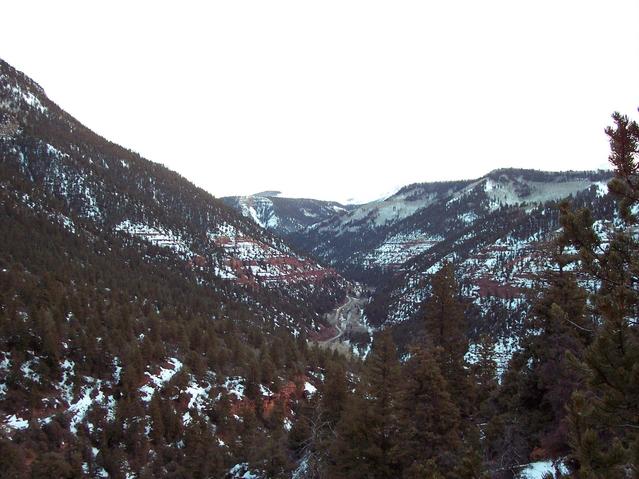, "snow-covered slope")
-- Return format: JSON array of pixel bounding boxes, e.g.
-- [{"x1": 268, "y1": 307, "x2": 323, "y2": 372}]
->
[
  {"x1": 222, "y1": 192, "x2": 354, "y2": 235},
  {"x1": 1, "y1": 57, "x2": 350, "y2": 477},
  {"x1": 289, "y1": 169, "x2": 612, "y2": 282},
  {"x1": 366, "y1": 182, "x2": 617, "y2": 364},
  {"x1": 0, "y1": 57, "x2": 349, "y2": 334}
]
